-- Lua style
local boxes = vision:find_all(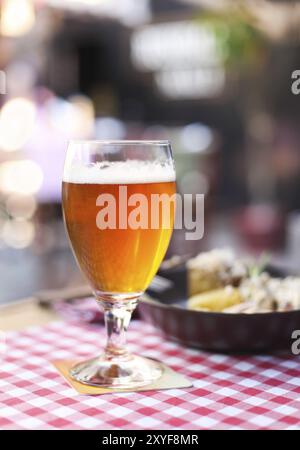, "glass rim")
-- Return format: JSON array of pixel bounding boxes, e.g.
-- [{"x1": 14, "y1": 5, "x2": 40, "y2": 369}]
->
[{"x1": 68, "y1": 139, "x2": 171, "y2": 146}]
